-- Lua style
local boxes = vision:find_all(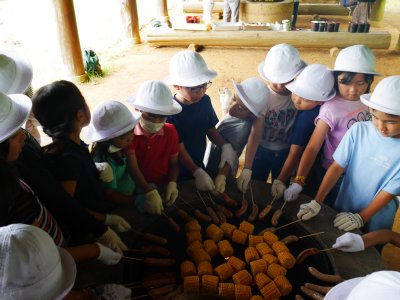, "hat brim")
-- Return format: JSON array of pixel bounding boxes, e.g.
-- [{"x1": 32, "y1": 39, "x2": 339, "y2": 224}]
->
[
  {"x1": 232, "y1": 79, "x2": 260, "y2": 117},
  {"x1": 0, "y1": 94, "x2": 32, "y2": 143},
  {"x1": 52, "y1": 248, "x2": 77, "y2": 300},
  {"x1": 165, "y1": 69, "x2": 218, "y2": 87},
  {"x1": 329, "y1": 67, "x2": 380, "y2": 76},
  {"x1": 258, "y1": 60, "x2": 306, "y2": 84},
  {"x1": 360, "y1": 93, "x2": 400, "y2": 116},
  {"x1": 87, "y1": 111, "x2": 142, "y2": 143},
  {"x1": 324, "y1": 277, "x2": 364, "y2": 300},
  {"x1": 0, "y1": 51, "x2": 33, "y2": 94},
  {"x1": 286, "y1": 81, "x2": 336, "y2": 102},
  {"x1": 128, "y1": 96, "x2": 182, "y2": 116}
]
